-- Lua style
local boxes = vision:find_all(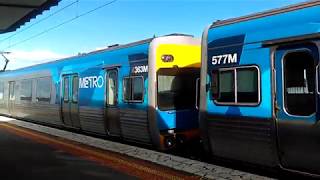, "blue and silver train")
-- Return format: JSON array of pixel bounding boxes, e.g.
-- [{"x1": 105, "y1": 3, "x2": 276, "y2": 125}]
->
[
  {"x1": 2, "y1": 0, "x2": 320, "y2": 176},
  {"x1": 200, "y1": 1, "x2": 320, "y2": 175},
  {"x1": 0, "y1": 34, "x2": 201, "y2": 150}
]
